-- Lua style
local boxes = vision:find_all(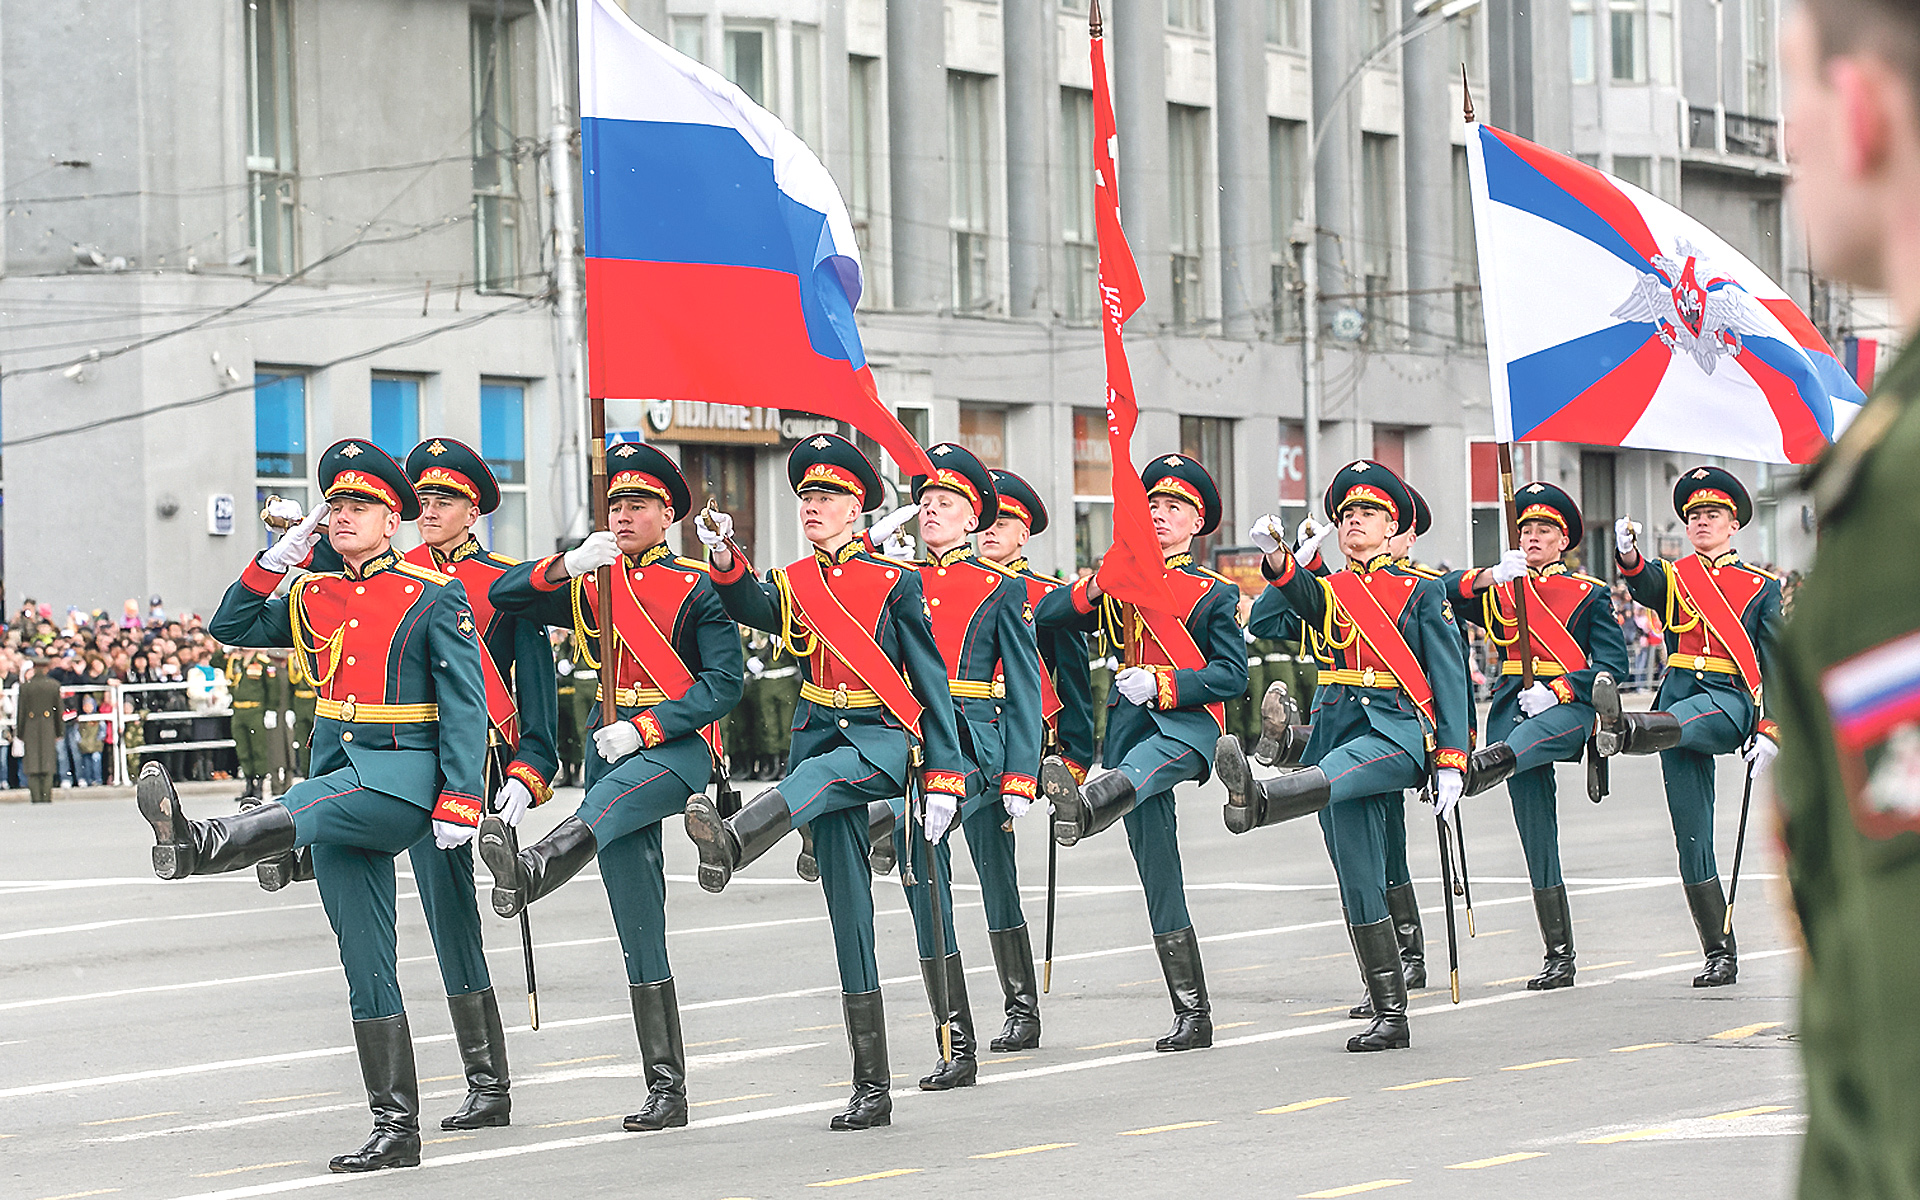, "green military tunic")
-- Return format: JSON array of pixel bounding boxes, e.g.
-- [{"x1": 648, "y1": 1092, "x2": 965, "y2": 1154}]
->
[{"x1": 226, "y1": 651, "x2": 280, "y2": 783}]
